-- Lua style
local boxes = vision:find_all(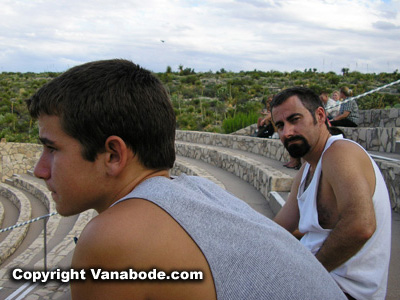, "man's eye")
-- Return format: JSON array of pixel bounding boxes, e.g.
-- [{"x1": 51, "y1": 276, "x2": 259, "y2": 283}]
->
[
  {"x1": 291, "y1": 117, "x2": 300, "y2": 122},
  {"x1": 46, "y1": 146, "x2": 56, "y2": 153}
]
